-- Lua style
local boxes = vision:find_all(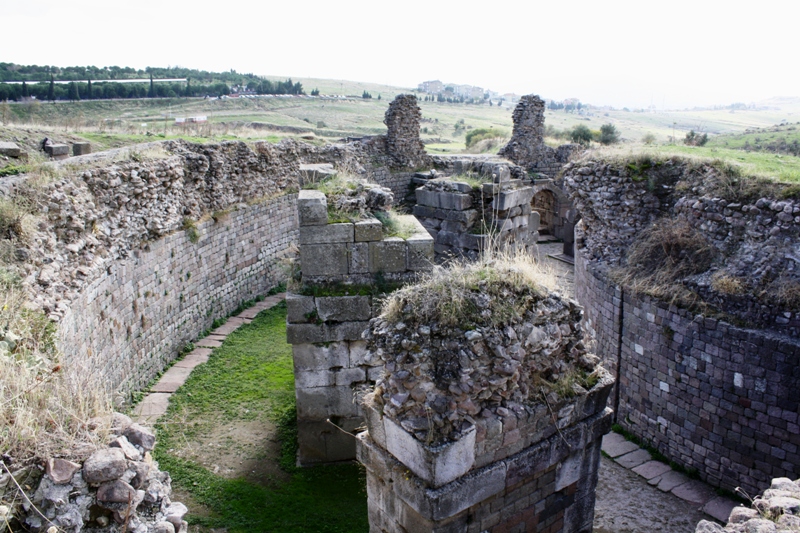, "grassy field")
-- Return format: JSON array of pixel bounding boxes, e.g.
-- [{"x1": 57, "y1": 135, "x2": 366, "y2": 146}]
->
[{"x1": 2, "y1": 78, "x2": 799, "y2": 179}]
